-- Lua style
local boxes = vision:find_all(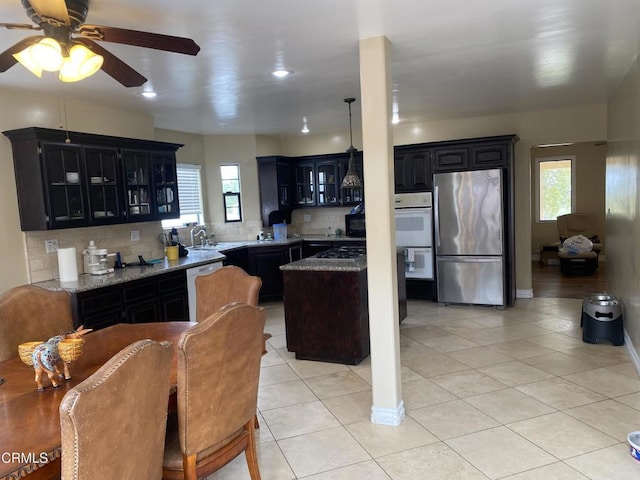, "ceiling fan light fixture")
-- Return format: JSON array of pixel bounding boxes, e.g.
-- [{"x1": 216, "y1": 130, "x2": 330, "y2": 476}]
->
[
  {"x1": 12, "y1": 48, "x2": 43, "y2": 77},
  {"x1": 12, "y1": 37, "x2": 66, "y2": 76},
  {"x1": 59, "y1": 44, "x2": 103, "y2": 82},
  {"x1": 29, "y1": 37, "x2": 64, "y2": 71}
]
